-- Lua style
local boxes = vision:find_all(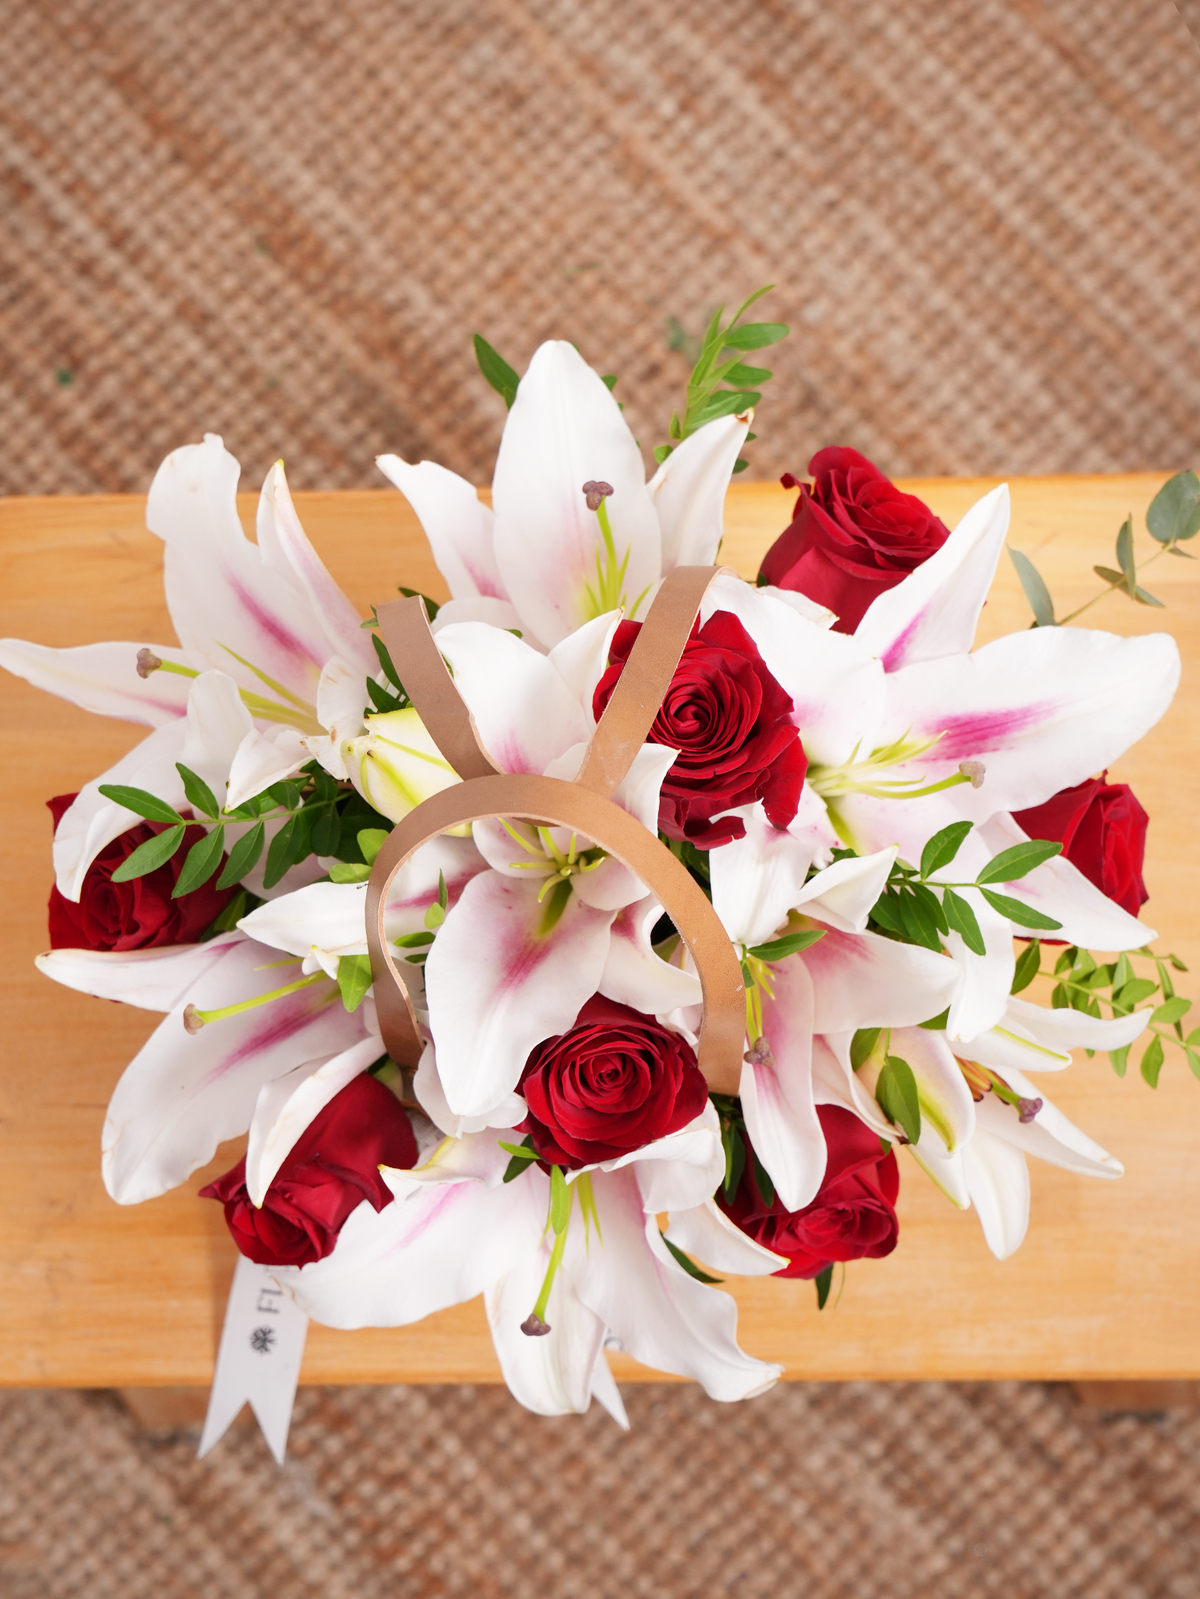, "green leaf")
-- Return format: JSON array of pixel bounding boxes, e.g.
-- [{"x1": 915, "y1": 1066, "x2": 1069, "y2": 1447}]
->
[
  {"x1": 1011, "y1": 939, "x2": 1042, "y2": 994},
  {"x1": 747, "y1": 929, "x2": 826, "y2": 962},
  {"x1": 366, "y1": 676, "x2": 400, "y2": 714},
  {"x1": 267, "y1": 779, "x2": 302, "y2": 810},
  {"x1": 876, "y1": 1056, "x2": 921, "y2": 1144},
  {"x1": 329, "y1": 861, "x2": 371, "y2": 883},
  {"x1": 1146, "y1": 469, "x2": 1200, "y2": 544},
  {"x1": 1186, "y1": 1048, "x2": 1200, "y2": 1082},
  {"x1": 1152, "y1": 996, "x2": 1192, "y2": 1026},
  {"x1": 97, "y1": 785, "x2": 186, "y2": 827},
  {"x1": 814, "y1": 1265, "x2": 833, "y2": 1310},
  {"x1": 437, "y1": 869, "x2": 448, "y2": 910},
  {"x1": 978, "y1": 889, "x2": 1062, "y2": 931},
  {"x1": 1132, "y1": 585, "x2": 1165, "y2": 608},
  {"x1": 500, "y1": 1137, "x2": 539, "y2": 1183},
  {"x1": 850, "y1": 1027, "x2": 882, "y2": 1070},
  {"x1": 393, "y1": 930, "x2": 434, "y2": 948},
  {"x1": 652, "y1": 444, "x2": 673, "y2": 465},
  {"x1": 1168, "y1": 953, "x2": 1189, "y2": 972},
  {"x1": 918, "y1": 1008, "x2": 950, "y2": 1030},
  {"x1": 1108, "y1": 1044, "x2": 1130, "y2": 1078},
  {"x1": 1115, "y1": 514, "x2": 1136, "y2": 596},
  {"x1": 336, "y1": 952, "x2": 374, "y2": 1013},
  {"x1": 371, "y1": 631, "x2": 404, "y2": 693},
  {"x1": 109, "y1": 824, "x2": 186, "y2": 882},
  {"x1": 897, "y1": 889, "x2": 943, "y2": 952},
  {"x1": 750, "y1": 1148, "x2": 775, "y2": 1208},
  {"x1": 868, "y1": 892, "x2": 905, "y2": 936},
  {"x1": 549, "y1": 1164, "x2": 572, "y2": 1233},
  {"x1": 1115, "y1": 977, "x2": 1159, "y2": 1008},
  {"x1": 1187, "y1": 1027, "x2": 1200, "y2": 1047},
  {"x1": 309, "y1": 806, "x2": 341, "y2": 857},
  {"x1": 976, "y1": 840, "x2": 1063, "y2": 884},
  {"x1": 722, "y1": 362, "x2": 772, "y2": 385},
  {"x1": 175, "y1": 763, "x2": 220, "y2": 820},
  {"x1": 919, "y1": 820, "x2": 973, "y2": 879},
  {"x1": 688, "y1": 389, "x2": 761, "y2": 428},
  {"x1": 942, "y1": 888, "x2": 986, "y2": 956},
  {"x1": 1008, "y1": 548, "x2": 1056, "y2": 627},
  {"x1": 357, "y1": 828, "x2": 389, "y2": 867},
  {"x1": 473, "y1": 333, "x2": 519, "y2": 408},
  {"x1": 720, "y1": 321, "x2": 789, "y2": 350},
  {"x1": 1054, "y1": 946, "x2": 1079, "y2": 975},
  {"x1": 910, "y1": 881, "x2": 949, "y2": 936},
  {"x1": 1112, "y1": 952, "x2": 1134, "y2": 992},
  {"x1": 1093, "y1": 566, "x2": 1125, "y2": 586},
  {"x1": 216, "y1": 821, "x2": 266, "y2": 889},
  {"x1": 1140, "y1": 1033, "x2": 1165, "y2": 1088},
  {"x1": 662, "y1": 1235, "x2": 723, "y2": 1284},
  {"x1": 262, "y1": 815, "x2": 299, "y2": 889},
  {"x1": 722, "y1": 1120, "x2": 746, "y2": 1200},
  {"x1": 172, "y1": 824, "x2": 226, "y2": 897}
]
